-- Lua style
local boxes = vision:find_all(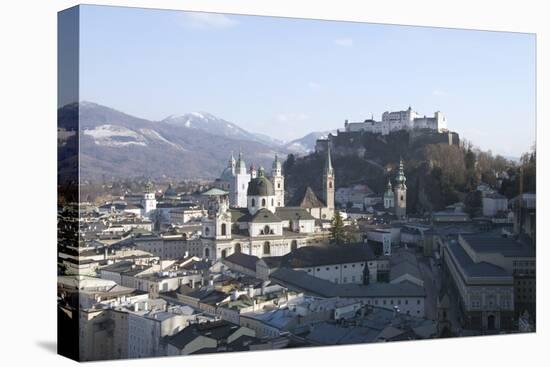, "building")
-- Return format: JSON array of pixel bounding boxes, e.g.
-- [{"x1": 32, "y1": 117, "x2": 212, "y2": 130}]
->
[
  {"x1": 381, "y1": 158, "x2": 407, "y2": 218},
  {"x1": 344, "y1": 106, "x2": 447, "y2": 135},
  {"x1": 165, "y1": 320, "x2": 257, "y2": 356},
  {"x1": 256, "y1": 243, "x2": 378, "y2": 284},
  {"x1": 190, "y1": 151, "x2": 335, "y2": 261},
  {"x1": 441, "y1": 232, "x2": 535, "y2": 331},
  {"x1": 270, "y1": 268, "x2": 426, "y2": 317},
  {"x1": 482, "y1": 192, "x2": 508, "y2": 217}
]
